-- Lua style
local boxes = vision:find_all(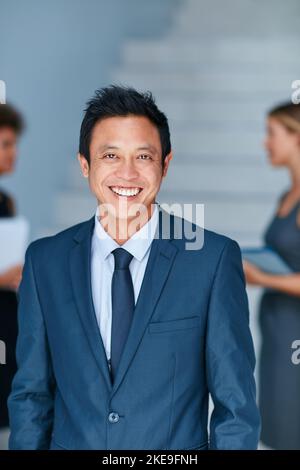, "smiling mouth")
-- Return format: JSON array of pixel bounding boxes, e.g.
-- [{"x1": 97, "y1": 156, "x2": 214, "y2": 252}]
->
[{"x1": 109, "y1": 186, "x2": 143, "y2": 198}]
